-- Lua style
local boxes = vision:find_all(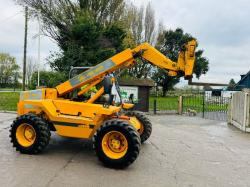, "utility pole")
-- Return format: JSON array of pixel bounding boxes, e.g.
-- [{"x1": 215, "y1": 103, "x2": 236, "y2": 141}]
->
[
  {"x1": 37, "y1": 13, "x2": 41, "y2": 87},
  {"x1": 22, "y1": 6, "x2": 28, "y2": 91}
]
